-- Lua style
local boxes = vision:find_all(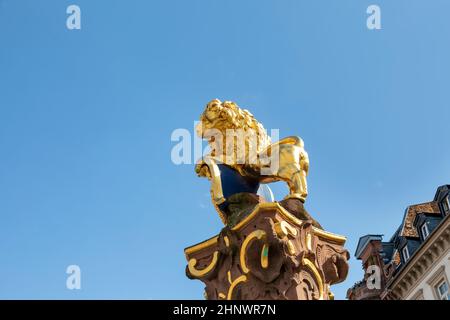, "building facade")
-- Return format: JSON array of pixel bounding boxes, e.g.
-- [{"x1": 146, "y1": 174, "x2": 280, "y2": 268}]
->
[{"x1": 347, "y1": 185, "x2": 450, "y2": 300}]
